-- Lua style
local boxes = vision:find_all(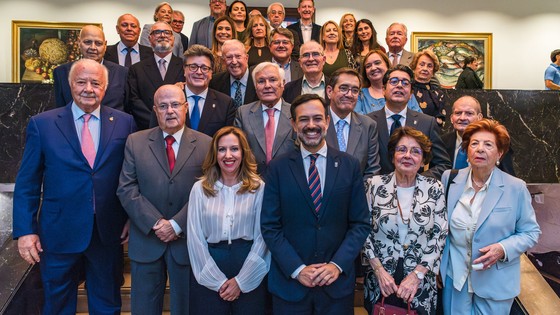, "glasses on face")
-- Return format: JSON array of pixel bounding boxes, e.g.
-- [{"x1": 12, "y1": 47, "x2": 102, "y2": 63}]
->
[
  {"x1": 150, "y1": 30, "x2": 173, "y2": 37},
  {"x1": 185, "y1": 64, "x2": 212, "y2": 73},
  {"x1": 172, "y1": 20, "x2": 184, "y2": 25},
  {"x1": 301, "y1": 51, "x2": 323, "y2": 60},
  {"x1": 156, "y1": 102, "x2": 185, "y2": 111},
  {"x1": 395, "y1": 145, "x2": 423, "y2": 157},
  {"x1": 388, "y1": 77, "x2": 411, "y2": 87},
  {"x1": 271, "y1": 40, "x2": 291, "y2": 46},
  {"x1": 337, "y1": 85, "x2": 360, "y2": 95}
]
